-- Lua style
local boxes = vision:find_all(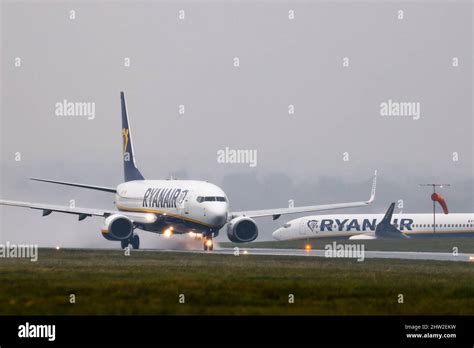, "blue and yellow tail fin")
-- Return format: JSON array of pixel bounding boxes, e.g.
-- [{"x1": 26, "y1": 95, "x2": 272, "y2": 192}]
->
[{"x1": 121, "y1": 92, "x2": 144, "y2": 182}]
